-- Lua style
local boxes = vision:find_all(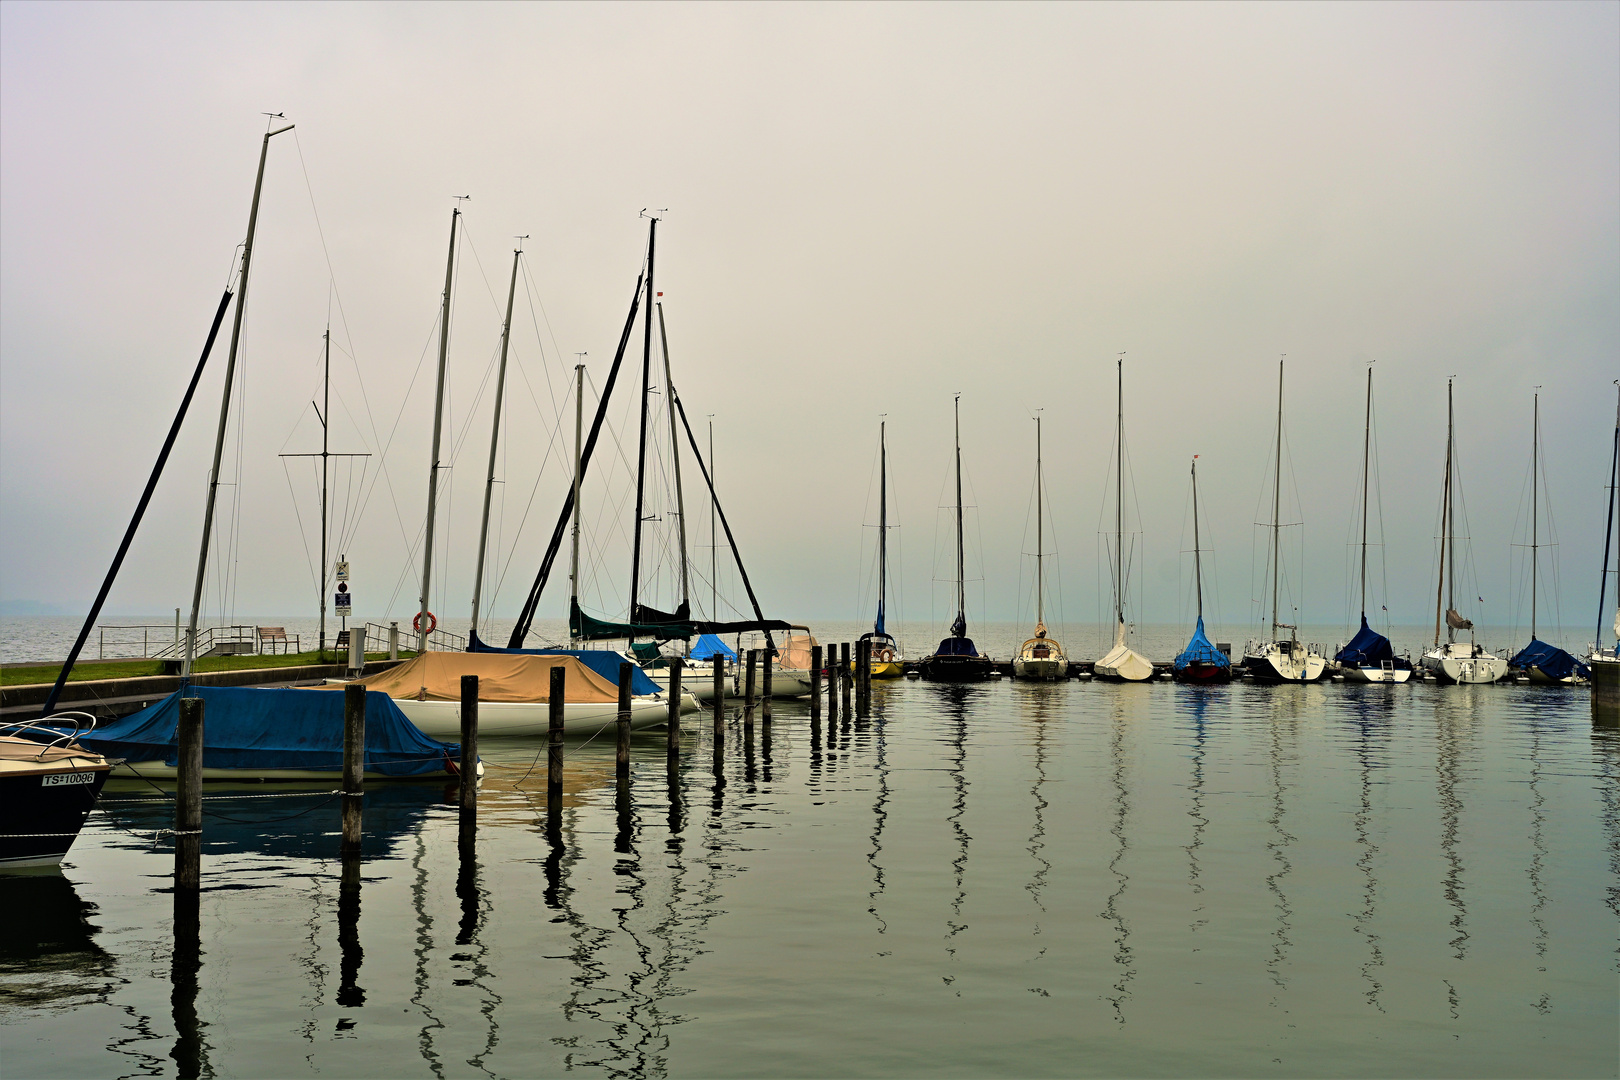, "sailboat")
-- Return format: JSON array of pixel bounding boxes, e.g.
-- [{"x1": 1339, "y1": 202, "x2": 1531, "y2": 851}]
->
[
  {"x1": 1336, "y1": 366, "x2": 1412, "y2": 683},
  {"x1": 1589, "y1": 382, "x2": 1620, "y2": 704},
  {"x1": 1242, "y1": 358, "x2": 1327, "y2": 683},
  {"x1": 1095, "y1": 359, "x2": 1154, "y2": 682},
  {"x1": 918, "y1": 396, "x2": 993, "y2": 681},
  {"x1": 1172, "y1": 456, "x2": 1231, "y2": 683},
  {"x1": 1509, "y1": 391, "x2": 1590, "y2": 684},
  {"x1": 1420, "y1": 379, "x2": 1507, "y2": 685},
  {"x1": 859, "y1": 420, "x2": 906, "y2": 679},
  {"x1": 1013, "y1": 414, "x2": 1067, "y2": 680}
]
